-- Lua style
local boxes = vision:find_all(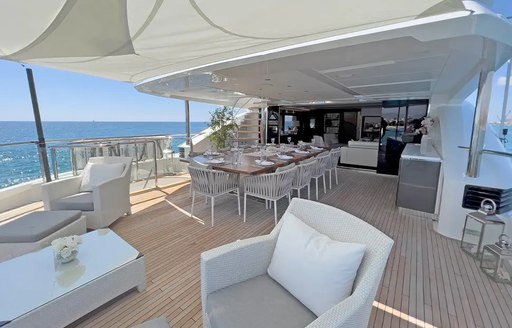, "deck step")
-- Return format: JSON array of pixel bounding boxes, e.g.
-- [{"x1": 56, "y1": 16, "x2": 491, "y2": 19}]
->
[
  {"x1": 237, "y1": 137, "x2": 260, "y2": 141},
  {"x1": 237, "y1": 130, "x2": 260, "y2": 134}
]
